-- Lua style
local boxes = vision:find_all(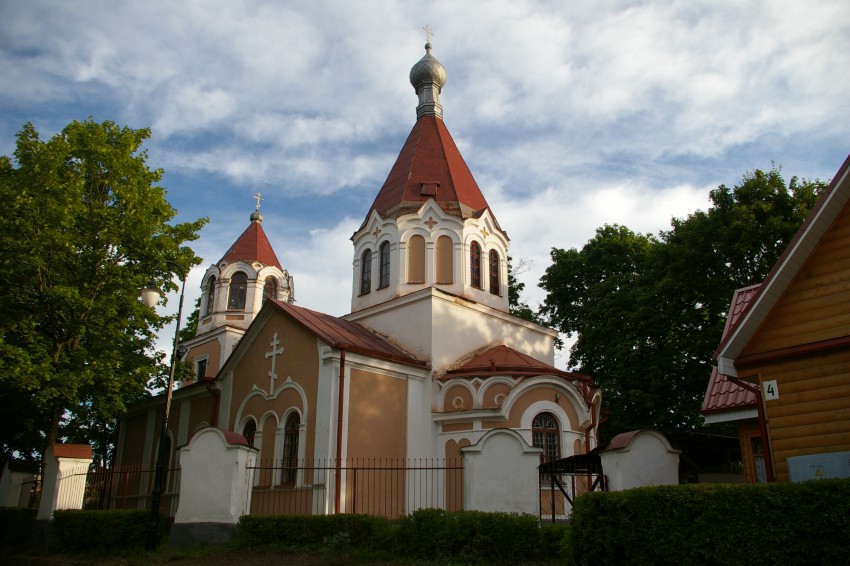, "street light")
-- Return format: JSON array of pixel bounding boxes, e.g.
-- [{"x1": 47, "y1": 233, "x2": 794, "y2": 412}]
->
[{"x1": 140, "y1": 264, "x2": 188, "y2": 551}]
